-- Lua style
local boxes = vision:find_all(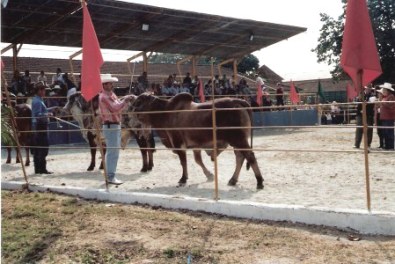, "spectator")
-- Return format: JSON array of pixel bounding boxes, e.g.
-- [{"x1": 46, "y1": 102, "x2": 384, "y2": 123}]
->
[
  {"x1": 276, "y1": 83, "x2": 284, "y2": 108},
  {"x1": 23, "y1": 70, "x2": 31, "y2": 87},
  {"x1": 52, "y1": 68, "x2": 65, "y2": 86},
  {"x1": 354, "y1": 86, "x2": 375, "y2": 148},
  {"x1": 10, "y1": 70, "x2": 25, "y2": 96},
  {"x1": 183, "y1": 72, "x2": 192, "y2": 88},
  {"x1": 63, "y1": 73, "x2": 76, "y2": 90},
  {"x1": 262, "y1": 92, "x2": 273, "y2": 111},
  {"x1": 179, "y1": 83, "x2": 190, "y2": 94},
  {"x1": 330, "y1": 101, "x2": 342, "y2": 124},
  {"x1": 37, "y1": 70, "x2": 47, "y2": 85},
  {"x1": 47, "y1": 85, "x2": 62, "y2": 108},
  {"x1": 255, "y1": 74, "x2": 266, "y2": 91},
  {"x1": 377, "y1": 82, "x2": 395, "y2": 150},
  {"x1": 137, "y1": 71, "x2": 149, "y2": 94}
]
